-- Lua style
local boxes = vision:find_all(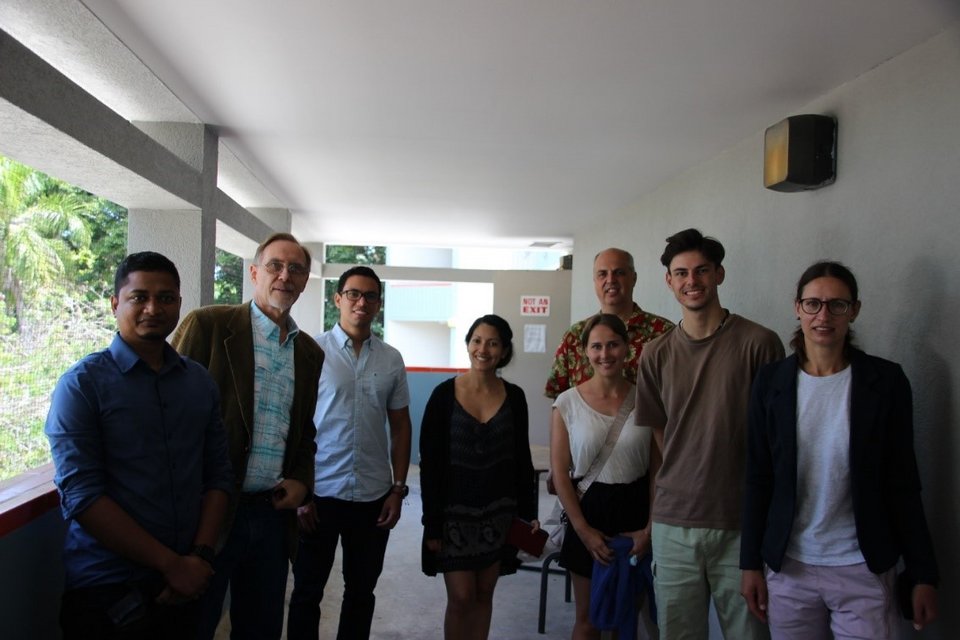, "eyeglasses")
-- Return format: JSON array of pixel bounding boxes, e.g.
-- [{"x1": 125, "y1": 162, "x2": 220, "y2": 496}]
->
[
  {"x1": 340, "y1": 289, "x2": 381, "y2": 303},
  {"x1": 259, "y1": 261, "x2": 310, "y2": 277},
  {"x1": 799, "y1": 298, "x2": 854, "y2": 316}
]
